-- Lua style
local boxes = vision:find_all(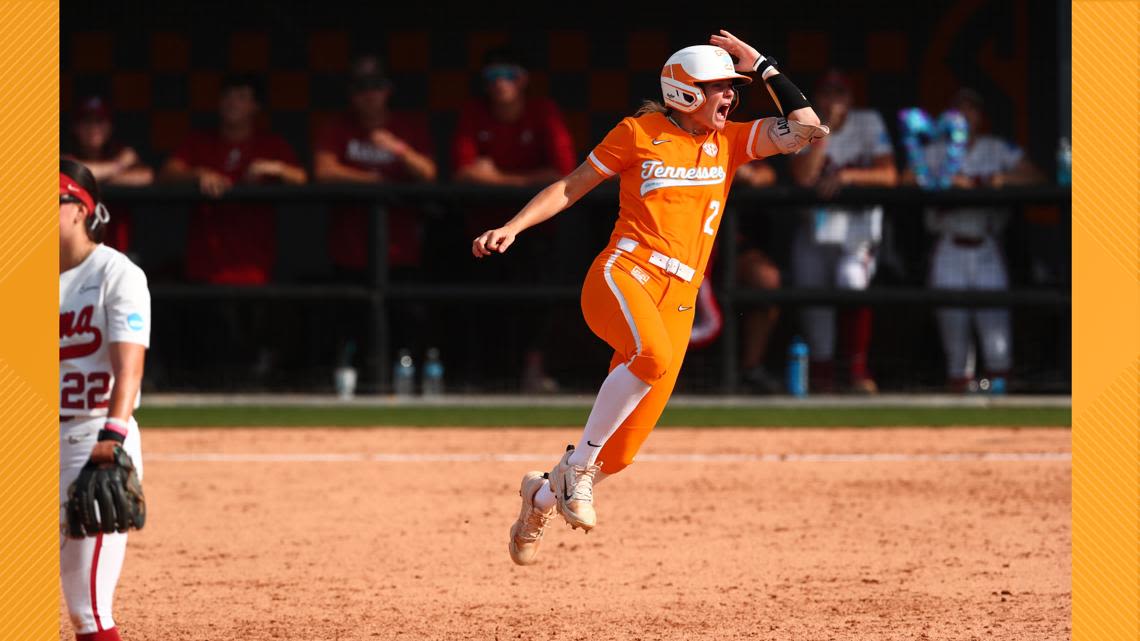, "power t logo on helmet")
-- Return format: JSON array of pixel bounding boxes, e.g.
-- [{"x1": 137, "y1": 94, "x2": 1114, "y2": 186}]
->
[{"x1": 660, "y1": 45, "x2": 751, "y2": 114}]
